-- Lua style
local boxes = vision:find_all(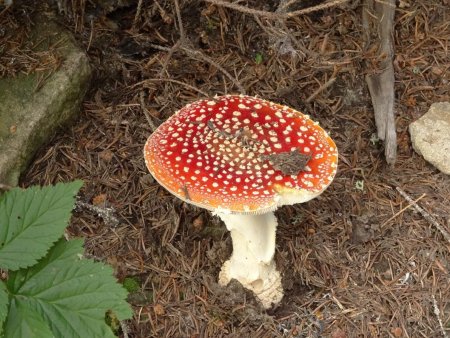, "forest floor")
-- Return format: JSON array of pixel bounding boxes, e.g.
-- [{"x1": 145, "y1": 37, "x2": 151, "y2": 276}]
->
[{"x1": 2, "y1": 0, "x2": 450, "y2": 337}]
